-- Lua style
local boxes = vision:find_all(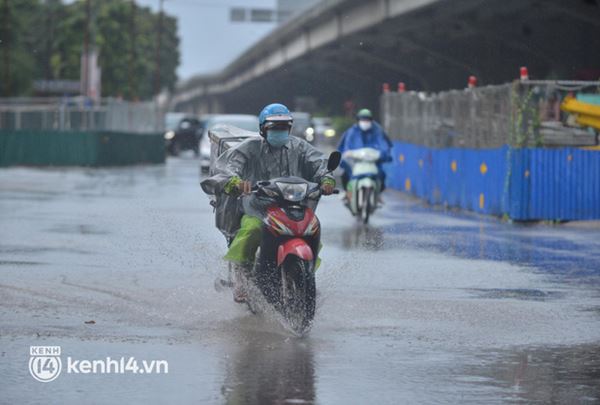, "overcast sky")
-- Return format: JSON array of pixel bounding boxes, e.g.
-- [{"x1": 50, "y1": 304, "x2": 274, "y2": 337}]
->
[{"x1": 136, "y1": 0, "x2": 278, "y2": 80}]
